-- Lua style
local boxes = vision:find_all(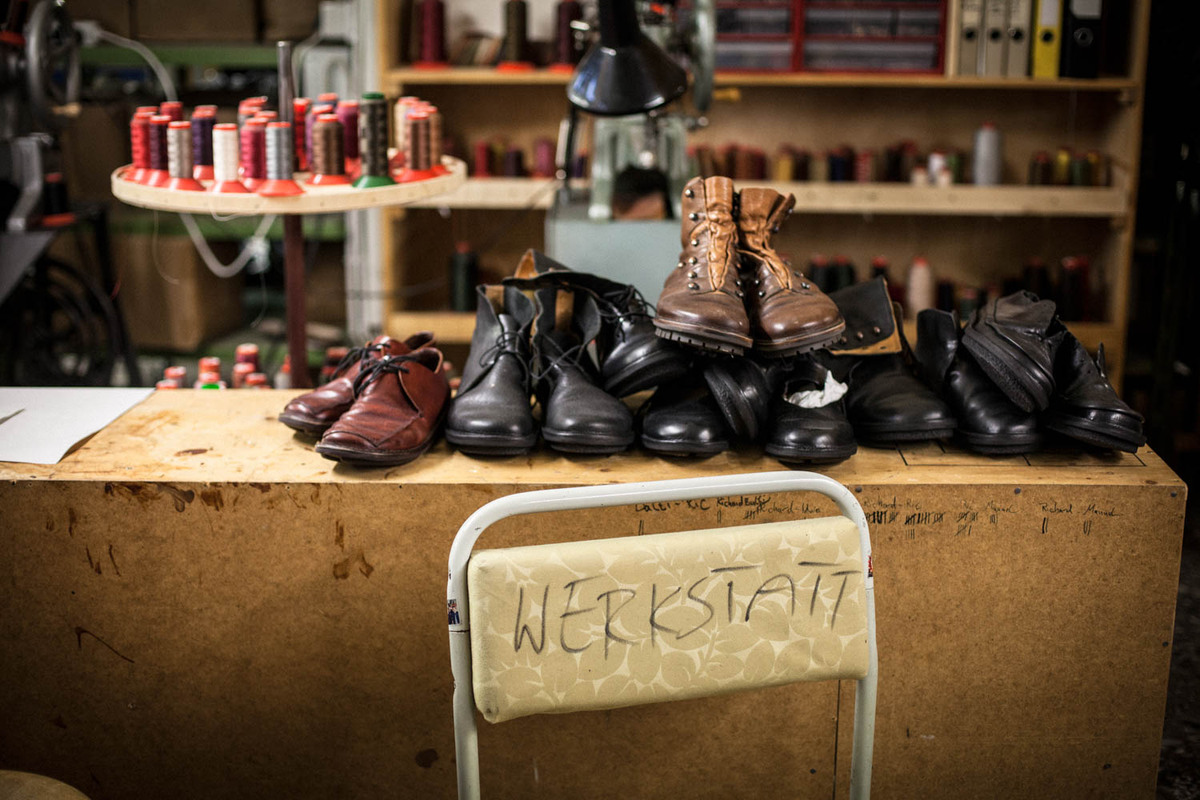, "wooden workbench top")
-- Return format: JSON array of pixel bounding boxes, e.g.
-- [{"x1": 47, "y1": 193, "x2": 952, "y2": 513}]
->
[{"x1": 0, "y1": 389, "x2": 1180, "y2": 488}]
